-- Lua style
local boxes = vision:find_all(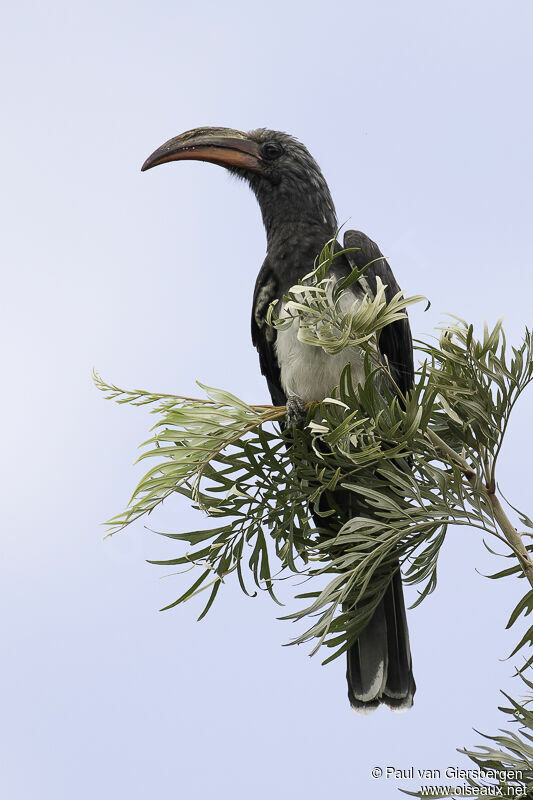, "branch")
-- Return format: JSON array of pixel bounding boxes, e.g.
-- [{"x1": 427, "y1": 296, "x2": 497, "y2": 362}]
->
[
  {"x1": 426, "y1": 428, "x2": 533, "y2": 588},
  {"x1": 488, "y1": 492, "x2": 533, "y2": 589},
  {"x1": 426, "y1": 427, "x2": 476, "y2": 480}
]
